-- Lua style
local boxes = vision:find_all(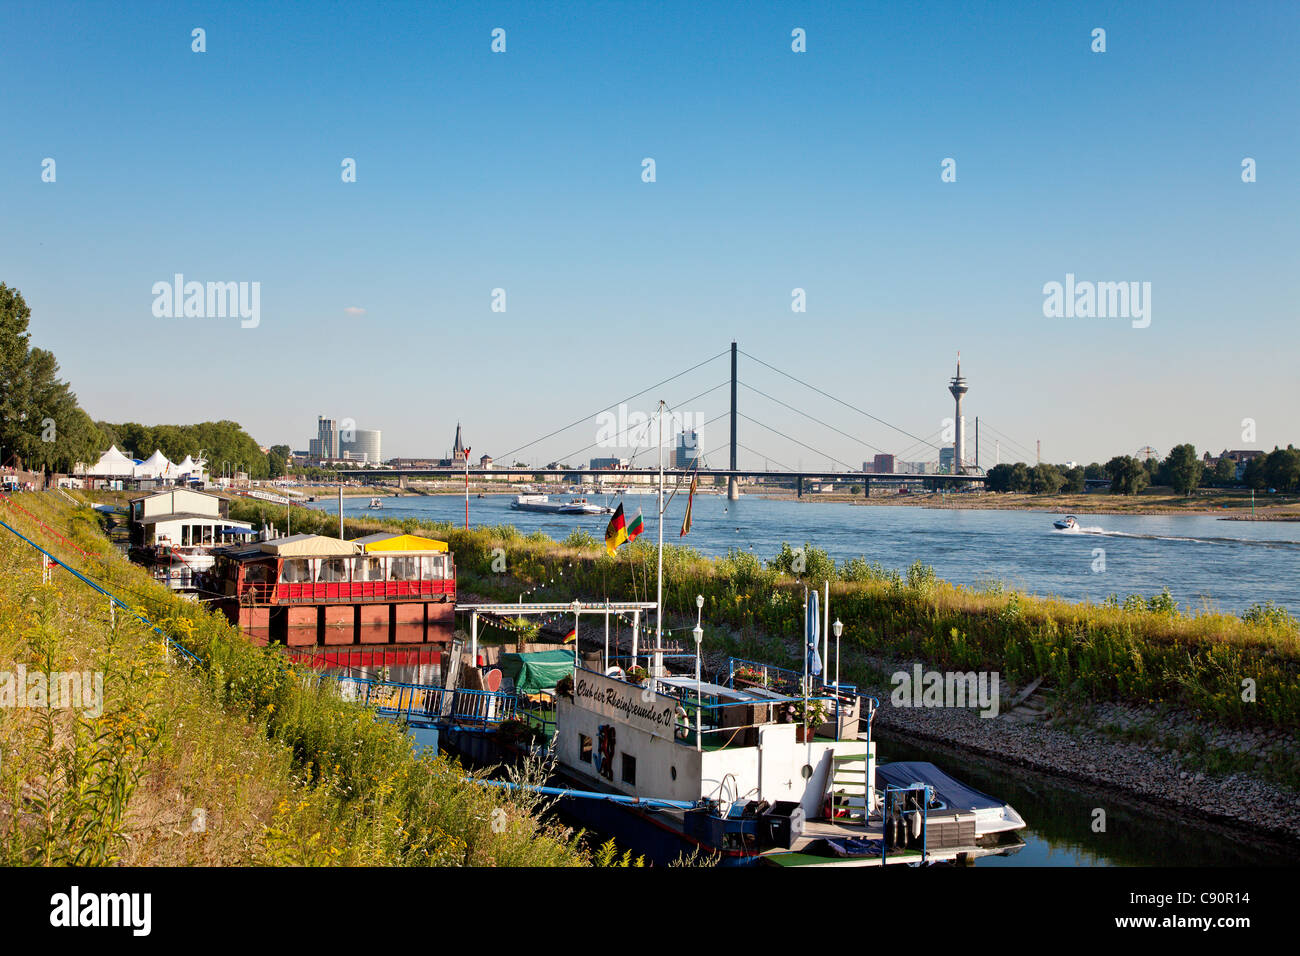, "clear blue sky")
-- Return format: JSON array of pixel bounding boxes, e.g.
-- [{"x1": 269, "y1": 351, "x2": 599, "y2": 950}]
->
[{"x1": 2, "y1": 0, "x2": 1296, "y2": 467}]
